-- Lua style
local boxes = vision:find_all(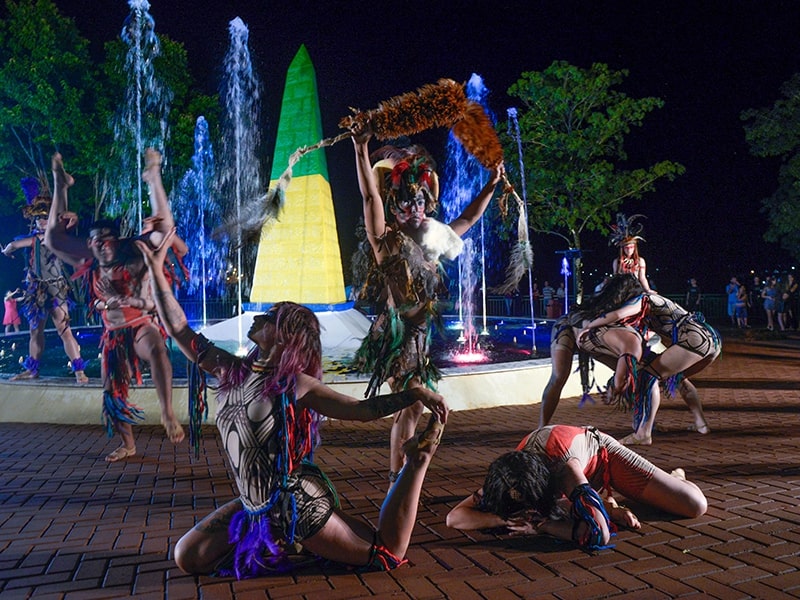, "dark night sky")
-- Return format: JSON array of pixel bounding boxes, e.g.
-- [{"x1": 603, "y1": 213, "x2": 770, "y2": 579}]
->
[{"x1": 3, "y1": 0, "x2": 800, "y2": 295}]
